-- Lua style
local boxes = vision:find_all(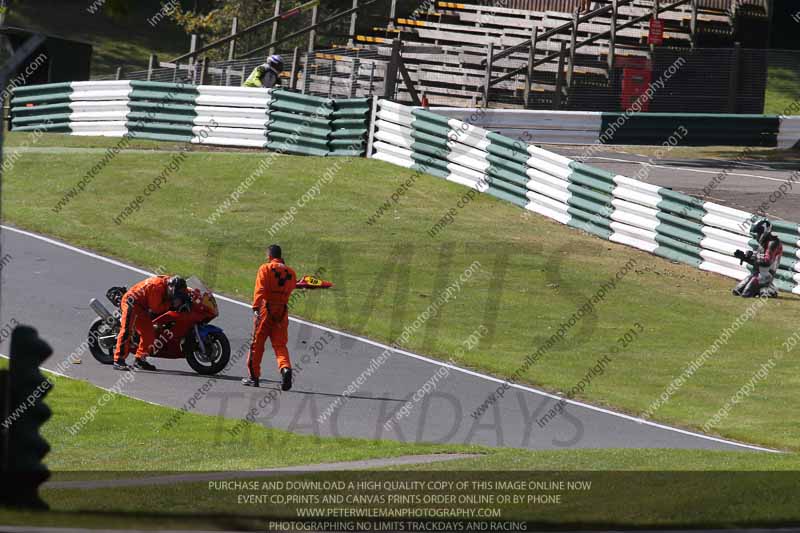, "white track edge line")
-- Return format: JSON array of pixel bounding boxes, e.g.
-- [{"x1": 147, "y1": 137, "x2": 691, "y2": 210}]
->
[
  {"x1": 0, "y1": 353, "x2": 164, "y2": 408},
  {"x1": 1, "y1": 224, "x2": 781, "y2": 453},
  {"x1": 584, "y1": 156, "x2": 792, "y2": 184}
]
